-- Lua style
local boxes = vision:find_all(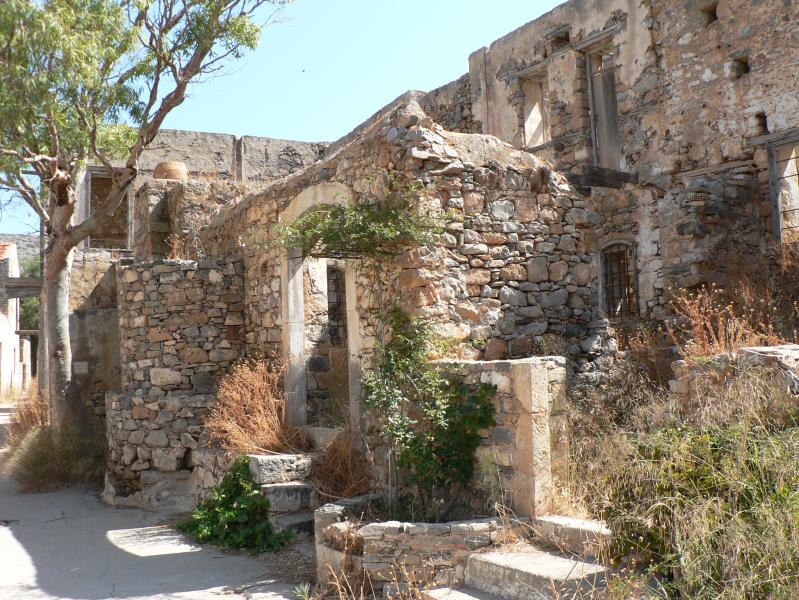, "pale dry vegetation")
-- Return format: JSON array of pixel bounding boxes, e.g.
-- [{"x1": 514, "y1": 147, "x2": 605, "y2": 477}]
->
[
  {"x1": 312, "y1": 428, "x2": 373, "y2": 503},
  {"x1": 206, "y1": 360, "x2": 311, "y2": 453},
  {"x1": 668, "y1": 247, "x2": 799, "y2": 360},
  {"x1": 568, "y1": 253, "x2": 799, "y2": 598},
  {"x1": 570, "y1": 365, "x2": 799, "y2": 598},
  {"x1": 5, "y1": 383, "x2": 105, "y2": 491}
]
